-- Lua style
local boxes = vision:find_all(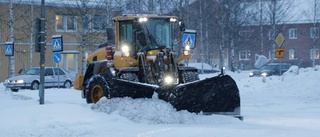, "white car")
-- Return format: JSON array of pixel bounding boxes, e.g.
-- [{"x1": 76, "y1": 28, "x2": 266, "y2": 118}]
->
[{"x1": 3, "y1": 67, "x2": 75, "y2": 92}]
